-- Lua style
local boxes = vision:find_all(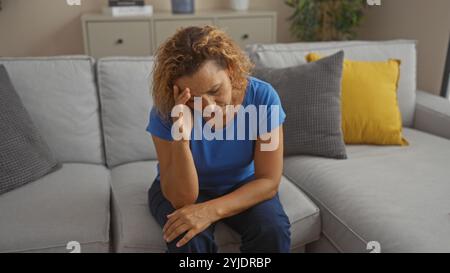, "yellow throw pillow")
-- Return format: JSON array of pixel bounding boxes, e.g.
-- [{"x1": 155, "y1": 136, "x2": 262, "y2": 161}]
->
[{"x1": 306, "y1": 53, "x2": 408, "y2": 145}]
